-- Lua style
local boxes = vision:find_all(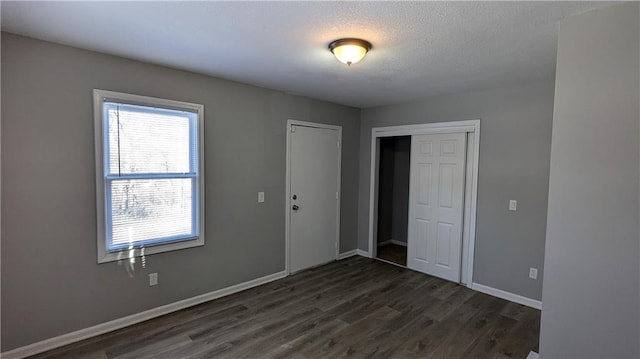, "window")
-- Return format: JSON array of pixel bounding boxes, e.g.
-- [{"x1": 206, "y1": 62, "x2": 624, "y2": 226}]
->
[{"x1": 94, "y1": 90, "x2": 204, "y2": 263}]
